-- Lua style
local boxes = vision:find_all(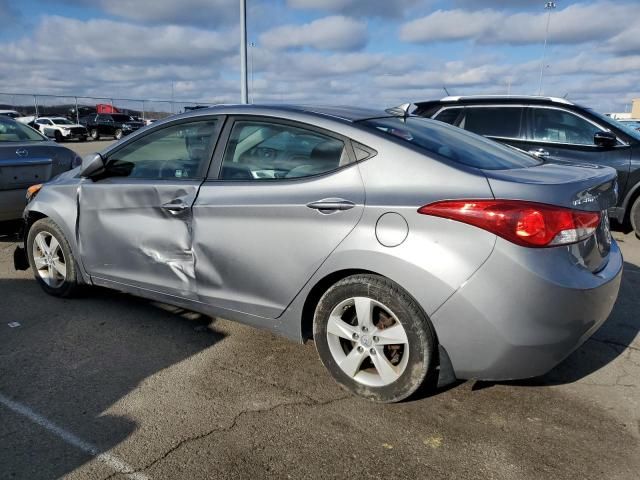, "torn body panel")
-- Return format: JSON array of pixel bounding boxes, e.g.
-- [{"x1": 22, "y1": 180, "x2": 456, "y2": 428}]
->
[{"x1": 78, "y1": 179, "x2": 200, "y2": 299}]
